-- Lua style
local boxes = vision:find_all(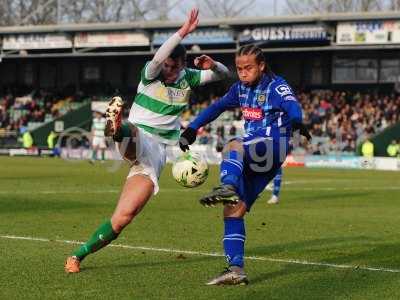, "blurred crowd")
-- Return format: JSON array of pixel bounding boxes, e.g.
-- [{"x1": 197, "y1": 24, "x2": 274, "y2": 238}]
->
[
  {"x1": 0, "y1": 89, "x2": 87, "y2": 137},
  {"x1": 300, "y1": 91, "x2": 400, "y2": 154},
  {"x1": 1, "y1": 87, "x2": 399, "y2": 155},
  {"x1": 182, "y1": 91, "x2": 400, "y2": 155}
]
